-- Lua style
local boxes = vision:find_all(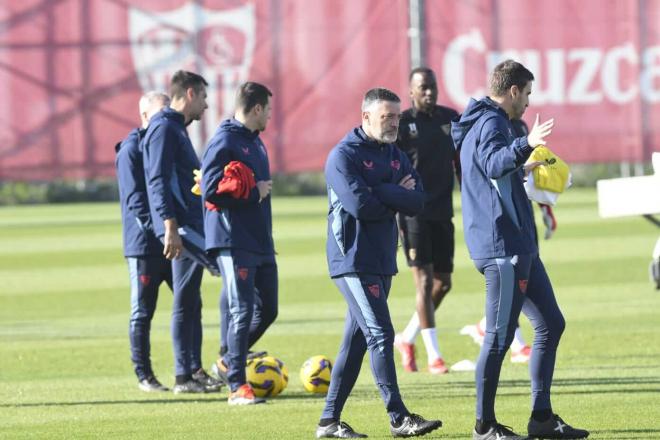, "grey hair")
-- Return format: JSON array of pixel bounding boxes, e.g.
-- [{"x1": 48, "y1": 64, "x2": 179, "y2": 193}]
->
[
  {"x1": 361, "y1": 87, "x2": 400, "y2": 112},
  {"x1": 139, "y1": 91, "x2": 170, "y2": 115}
]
